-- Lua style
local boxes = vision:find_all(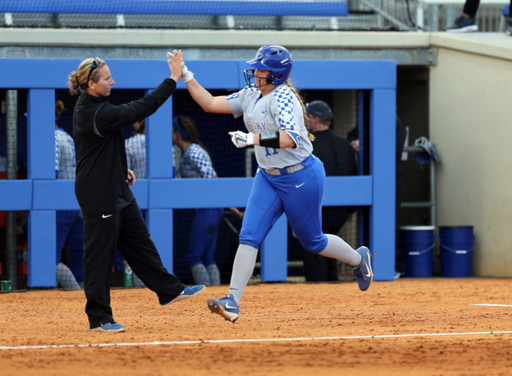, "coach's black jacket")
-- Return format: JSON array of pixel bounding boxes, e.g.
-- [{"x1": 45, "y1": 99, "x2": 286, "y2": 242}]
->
[{"x1": 73, "y1": 78, "x2": 177, "y2": 219}]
